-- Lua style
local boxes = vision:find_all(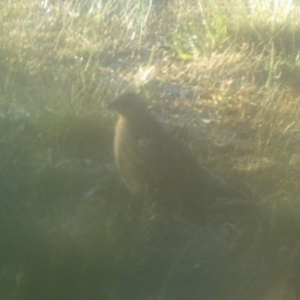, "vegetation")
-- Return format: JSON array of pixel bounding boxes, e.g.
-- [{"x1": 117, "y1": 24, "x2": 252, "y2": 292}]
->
[{"x1": 1, "y1": 0, "x2": 300, "y2": 299}]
